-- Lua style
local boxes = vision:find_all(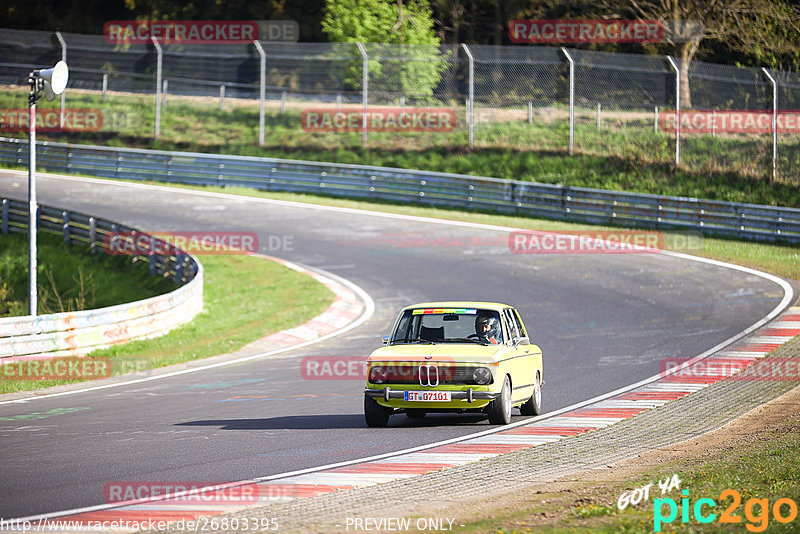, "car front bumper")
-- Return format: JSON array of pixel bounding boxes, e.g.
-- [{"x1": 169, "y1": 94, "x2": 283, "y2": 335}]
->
[{"x1": 365, "y1": 387, "x2": 500, "y2": 404}]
